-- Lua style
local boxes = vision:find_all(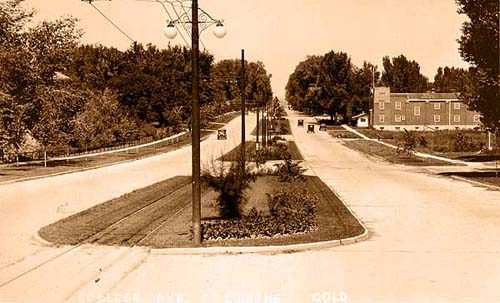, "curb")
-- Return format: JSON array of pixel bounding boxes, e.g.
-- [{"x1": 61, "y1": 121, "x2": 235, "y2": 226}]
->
[
  {"x1": 32, "y1": 231, "x2": 55, "y2": 247},
  {"x1": 450, "y1": 175, "x2": 500, "y2": 191},
  {"x1": 150, "y1": 228, "x2": 369, "y2": 256},
  {"x1": 150, "y1": 117, "x2": 370, "y2": 256}
]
